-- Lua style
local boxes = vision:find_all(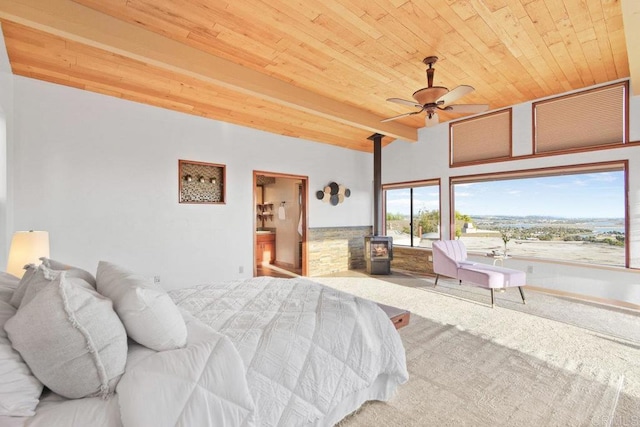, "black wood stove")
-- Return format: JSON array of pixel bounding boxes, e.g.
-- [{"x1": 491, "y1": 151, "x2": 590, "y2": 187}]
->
[
  {"x1": 365, "y1": 133, "x2": 393, "y2": 275},
  {"x1": 365, "y1": 235, "x2": 393, "y2": 274}
]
